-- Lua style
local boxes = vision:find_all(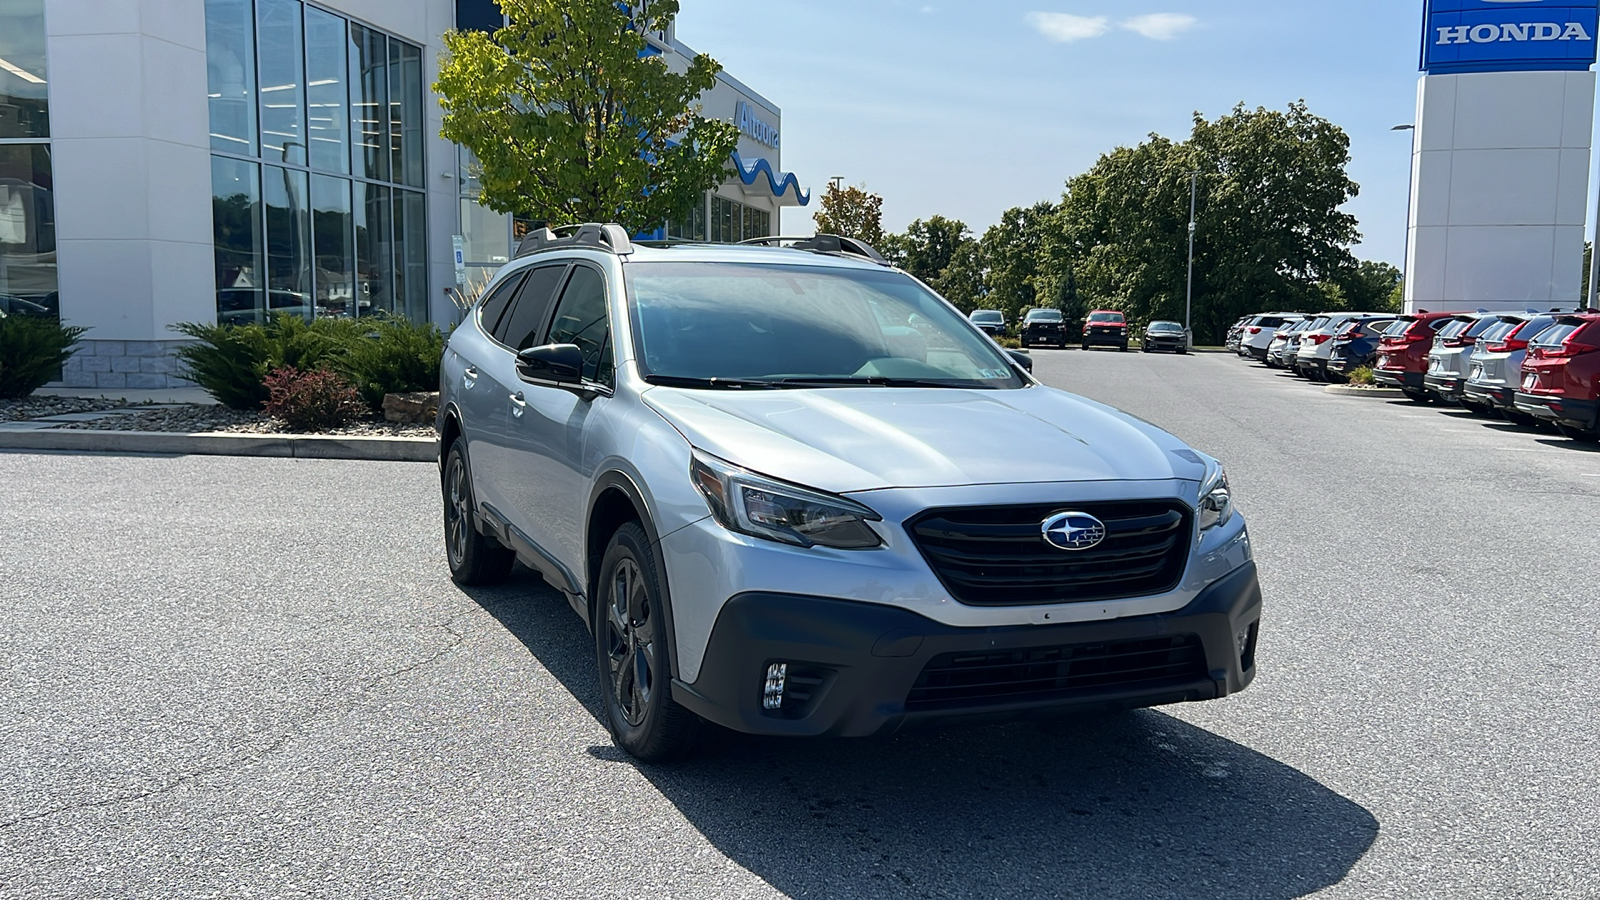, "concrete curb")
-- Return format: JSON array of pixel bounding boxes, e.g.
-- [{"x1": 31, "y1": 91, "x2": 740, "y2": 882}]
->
[
  {"x1": 0, "y1": 429, "x2": 438, "y2": 462},
  {"x1": 1324, "y1": 385, "x2": 1404, "y2": 399}
]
